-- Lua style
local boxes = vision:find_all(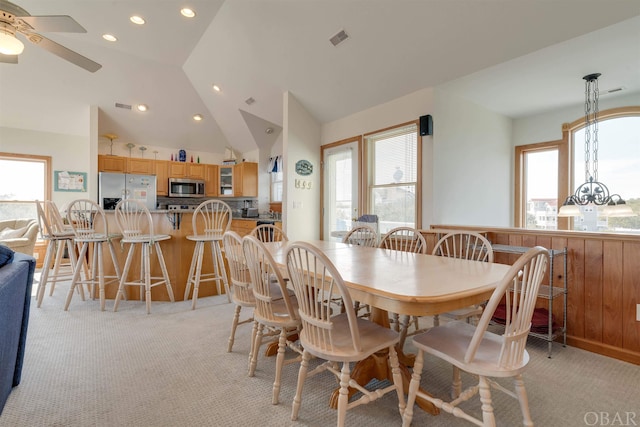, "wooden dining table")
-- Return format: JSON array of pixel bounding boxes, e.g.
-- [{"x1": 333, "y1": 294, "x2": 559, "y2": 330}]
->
[{"x1": 262, "y1": 239, "x2": 512, "y2": 415}]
